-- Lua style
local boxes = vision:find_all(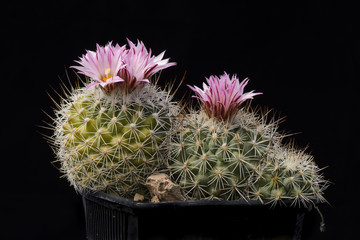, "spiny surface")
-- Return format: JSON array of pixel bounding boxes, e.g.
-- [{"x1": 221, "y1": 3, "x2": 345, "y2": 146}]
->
[
  {"x1": 52, "y1": 84, "x2": 179, "y2": 198},
  {"x1": 251, "y1": 146, "x2": 328, "y2": 207},
  {"x1": 169, "y1": 108, "x2": 327, "y2": 207},
  {"x1": 169, "y1": 108, "x2": 281, "y2": 200}
]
